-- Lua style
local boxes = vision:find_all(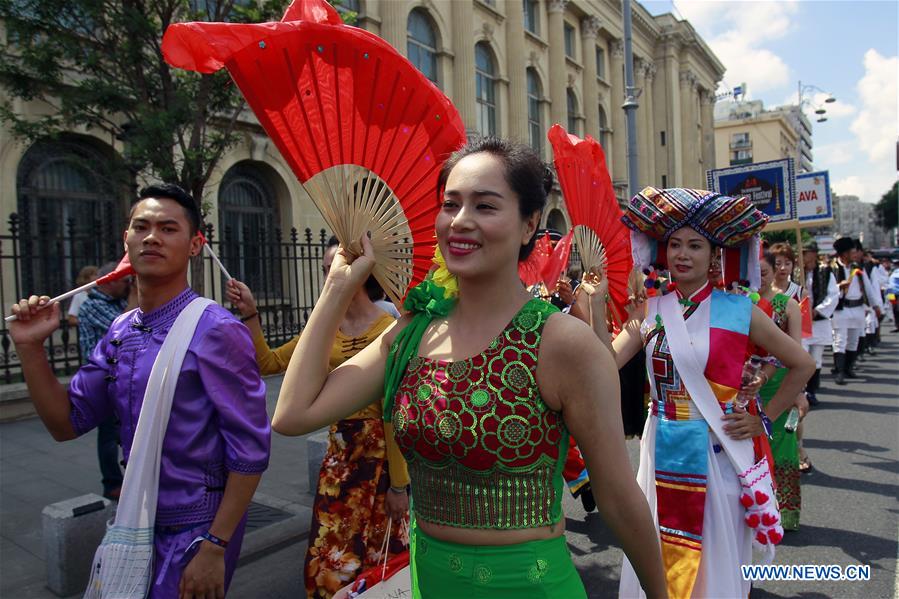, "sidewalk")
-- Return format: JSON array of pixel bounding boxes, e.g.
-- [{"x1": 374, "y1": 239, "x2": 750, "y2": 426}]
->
[{"x1": 0, "y1": 374, "x2": 314, "y2": 598}]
